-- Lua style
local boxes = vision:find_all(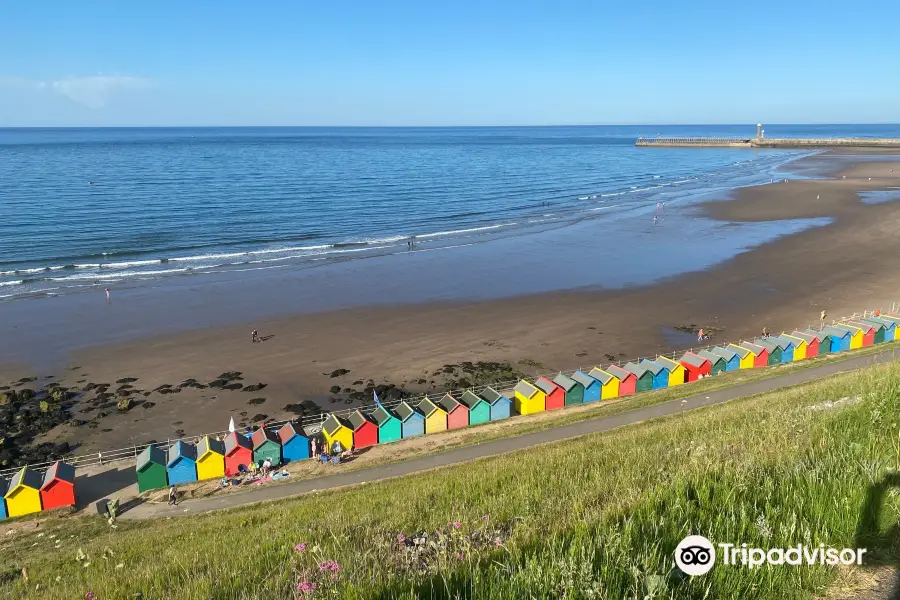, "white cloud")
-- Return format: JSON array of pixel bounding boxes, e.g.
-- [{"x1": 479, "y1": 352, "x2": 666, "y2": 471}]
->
[{"x1": 0, "y1": 74, "x2": 151, "y2": 108}]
